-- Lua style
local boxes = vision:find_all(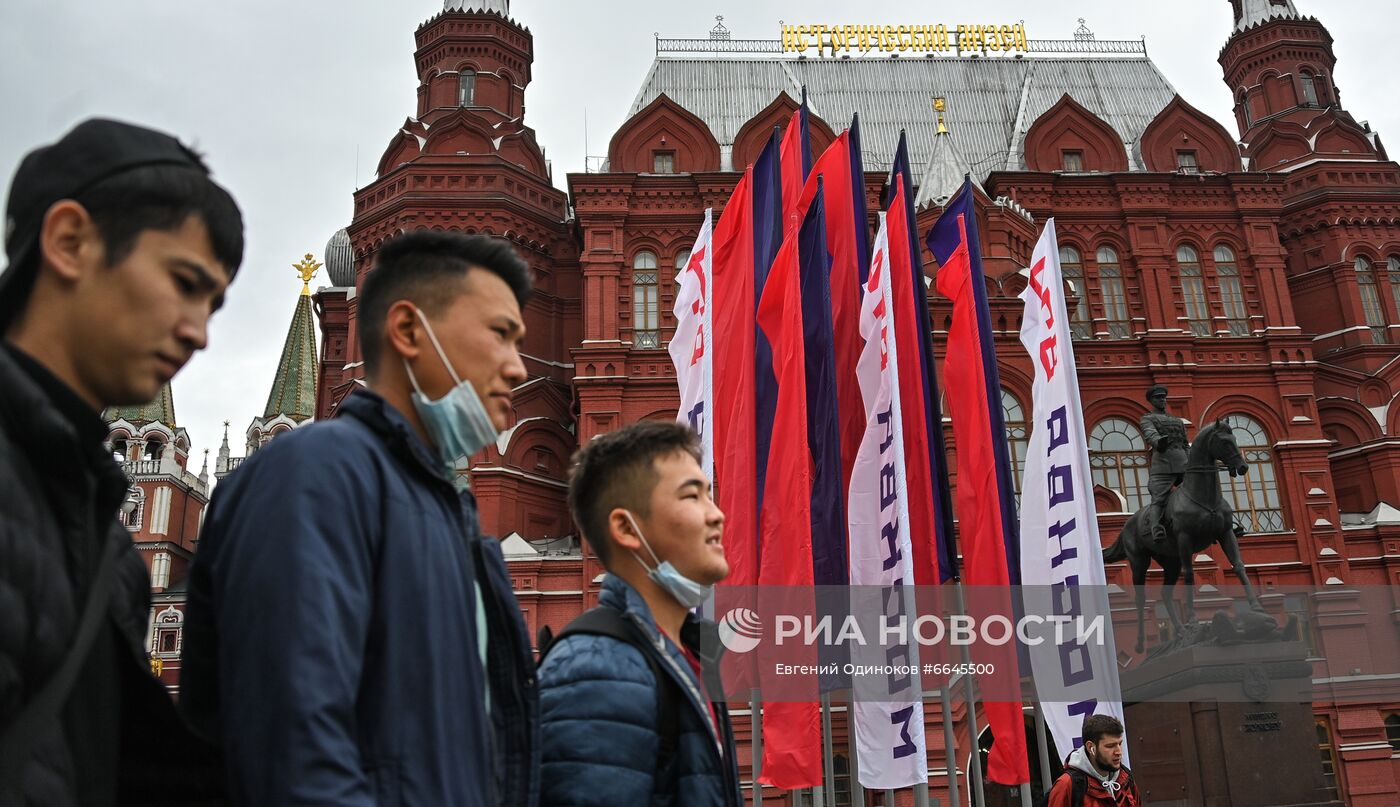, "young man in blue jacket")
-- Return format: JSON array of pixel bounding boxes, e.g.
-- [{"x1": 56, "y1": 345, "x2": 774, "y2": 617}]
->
[
  {"x1": 539, "y1": 421, "x2": 742, "y2": 806},
  {"x1": 181, "y1": 231, "x2": 539, "y2": 806}
]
